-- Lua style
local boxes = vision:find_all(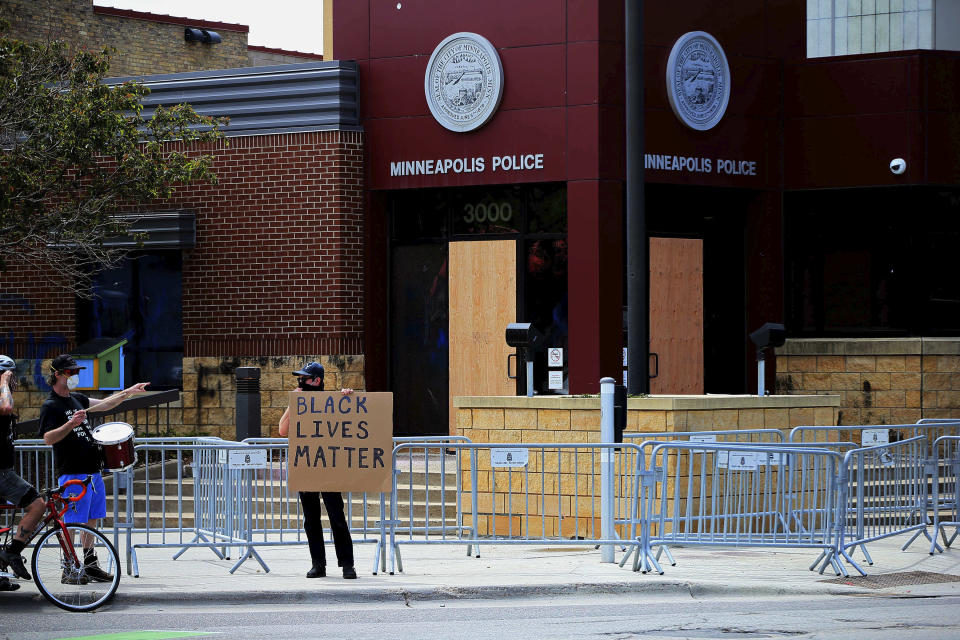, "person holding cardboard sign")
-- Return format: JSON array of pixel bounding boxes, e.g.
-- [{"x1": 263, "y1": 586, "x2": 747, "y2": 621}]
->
[{"x1": 278, "y1": 361, "x2": 357, "y2": 580}]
